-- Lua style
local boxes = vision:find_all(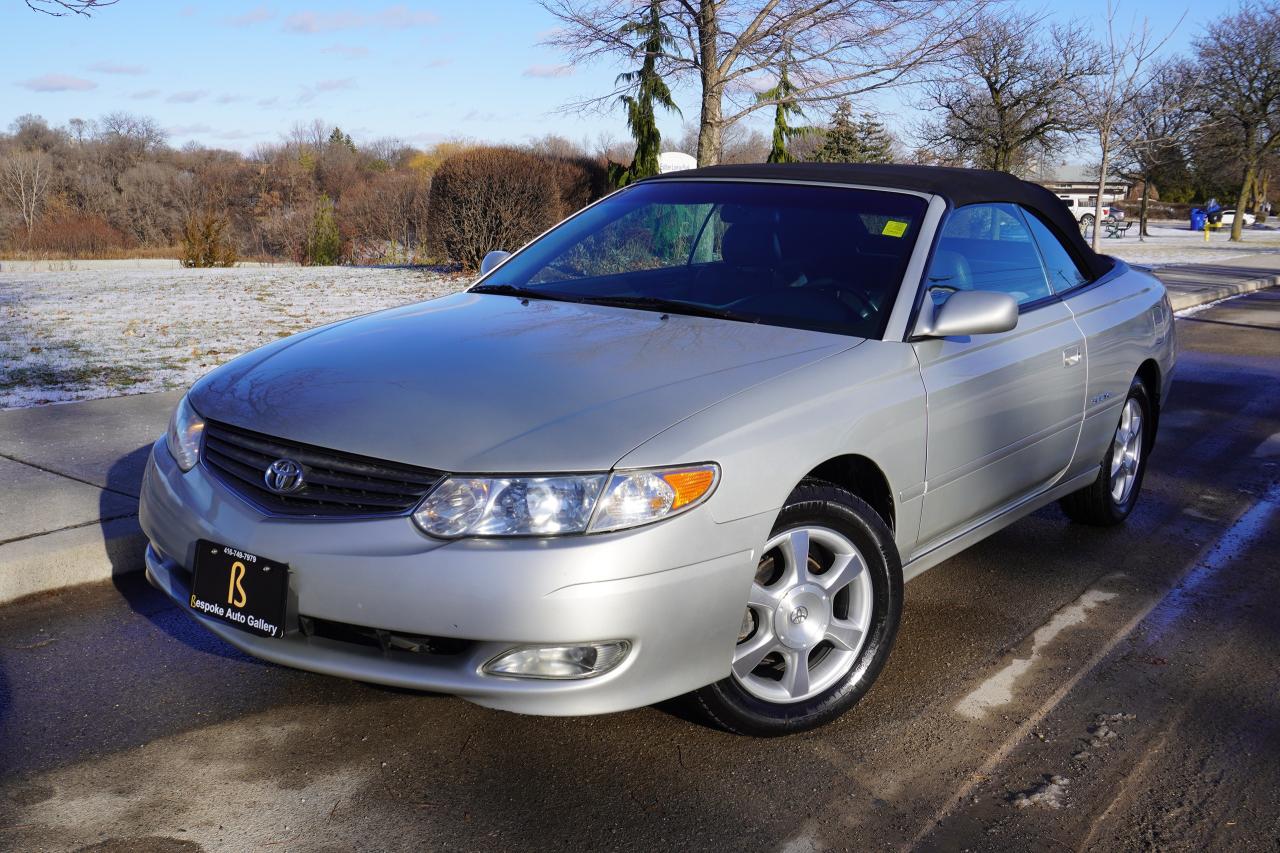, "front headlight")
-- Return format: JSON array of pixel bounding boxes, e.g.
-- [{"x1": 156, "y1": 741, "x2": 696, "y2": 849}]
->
[
  {"x1": 165, "y1": 394, "x2": 205, "y2": 472},
  {"x1": 411, "y1": 463, "x2": 718, "y2": 538}
]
